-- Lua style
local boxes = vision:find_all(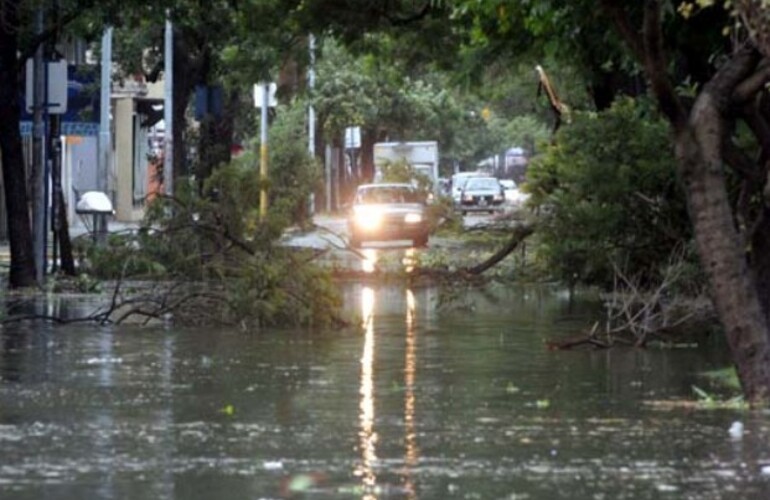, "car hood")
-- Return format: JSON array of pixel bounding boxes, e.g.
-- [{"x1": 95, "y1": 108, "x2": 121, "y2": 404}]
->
[
  {"x1": 463, "y1": 188, "x2": 500, "y2": 195},
  {"x1": 352, "y1": 203, "x2": 425, "y2": 214}
]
